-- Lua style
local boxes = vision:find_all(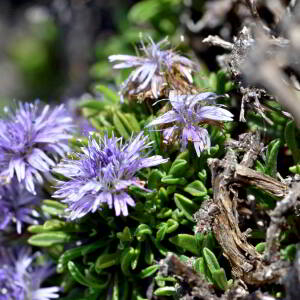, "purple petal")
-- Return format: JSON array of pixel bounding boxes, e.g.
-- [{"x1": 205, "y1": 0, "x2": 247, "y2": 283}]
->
[{"x1": 147, "y1": 110, "x2": 179, "y2": 127}]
